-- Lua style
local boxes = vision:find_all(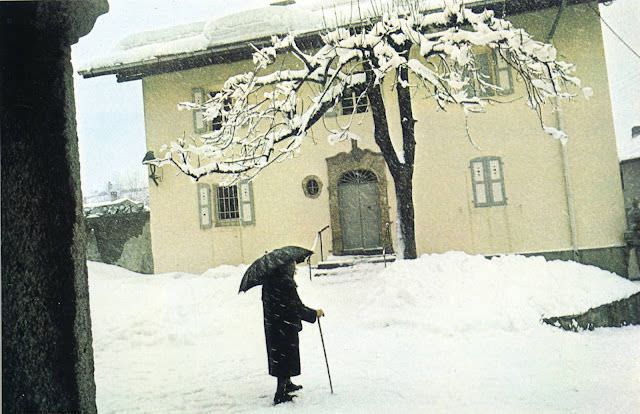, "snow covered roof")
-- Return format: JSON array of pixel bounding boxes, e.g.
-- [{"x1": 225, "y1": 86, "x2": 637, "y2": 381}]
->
[
  {"x1": 79, "y1": 5, "x2": 323, "y2": 79},
  {"x1": 84, "y1": 198, "x2": 146, "y2": 218},
  {"x1": 76, "y1": 0, "x2": 509, "y2": 81},
  {"x1": 78, "y1": 0, "x2": 607, "y2": 82},
  {"x1": 620, "y1": 140, "x2": 640, "y2": 162},
  {"x1": 618, "y1": 125, "x2": 640, "y2": 162}
]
